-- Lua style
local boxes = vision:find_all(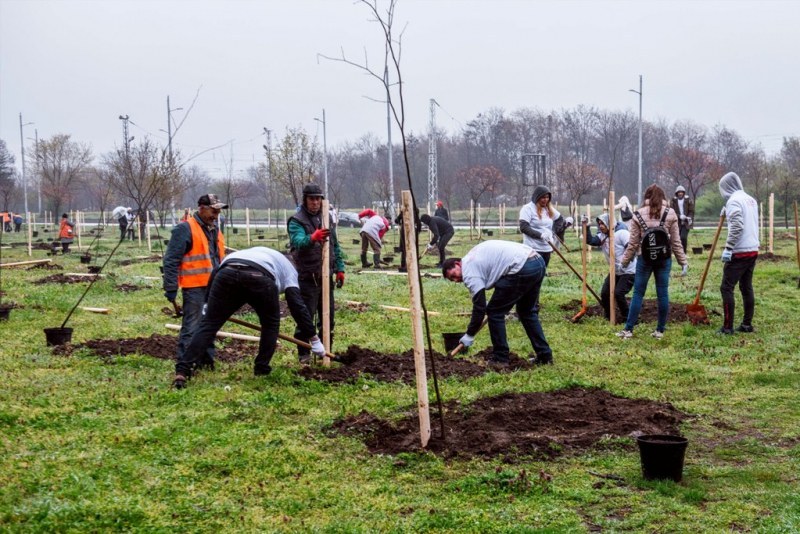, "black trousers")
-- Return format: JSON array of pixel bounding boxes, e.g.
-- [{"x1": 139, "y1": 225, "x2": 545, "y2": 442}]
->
[
  {"x1": 720, "y1": 255, "x2": 757, "y2": 329},
  {"x1": 600, "y1": 273, "x2": 635, "y2": 321},
  {"x1": 436, "y1": 229, "x2": 454, "y2": 265},
  {"x1": 176, "y1": 266, "x2": 279, "y2": 377},
  {"x1": 678, "y1": 223, "x2": 690, "y2": 255},
  {"x1": 295, "y1": 275, "x2": 335, "y2": 358}
]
